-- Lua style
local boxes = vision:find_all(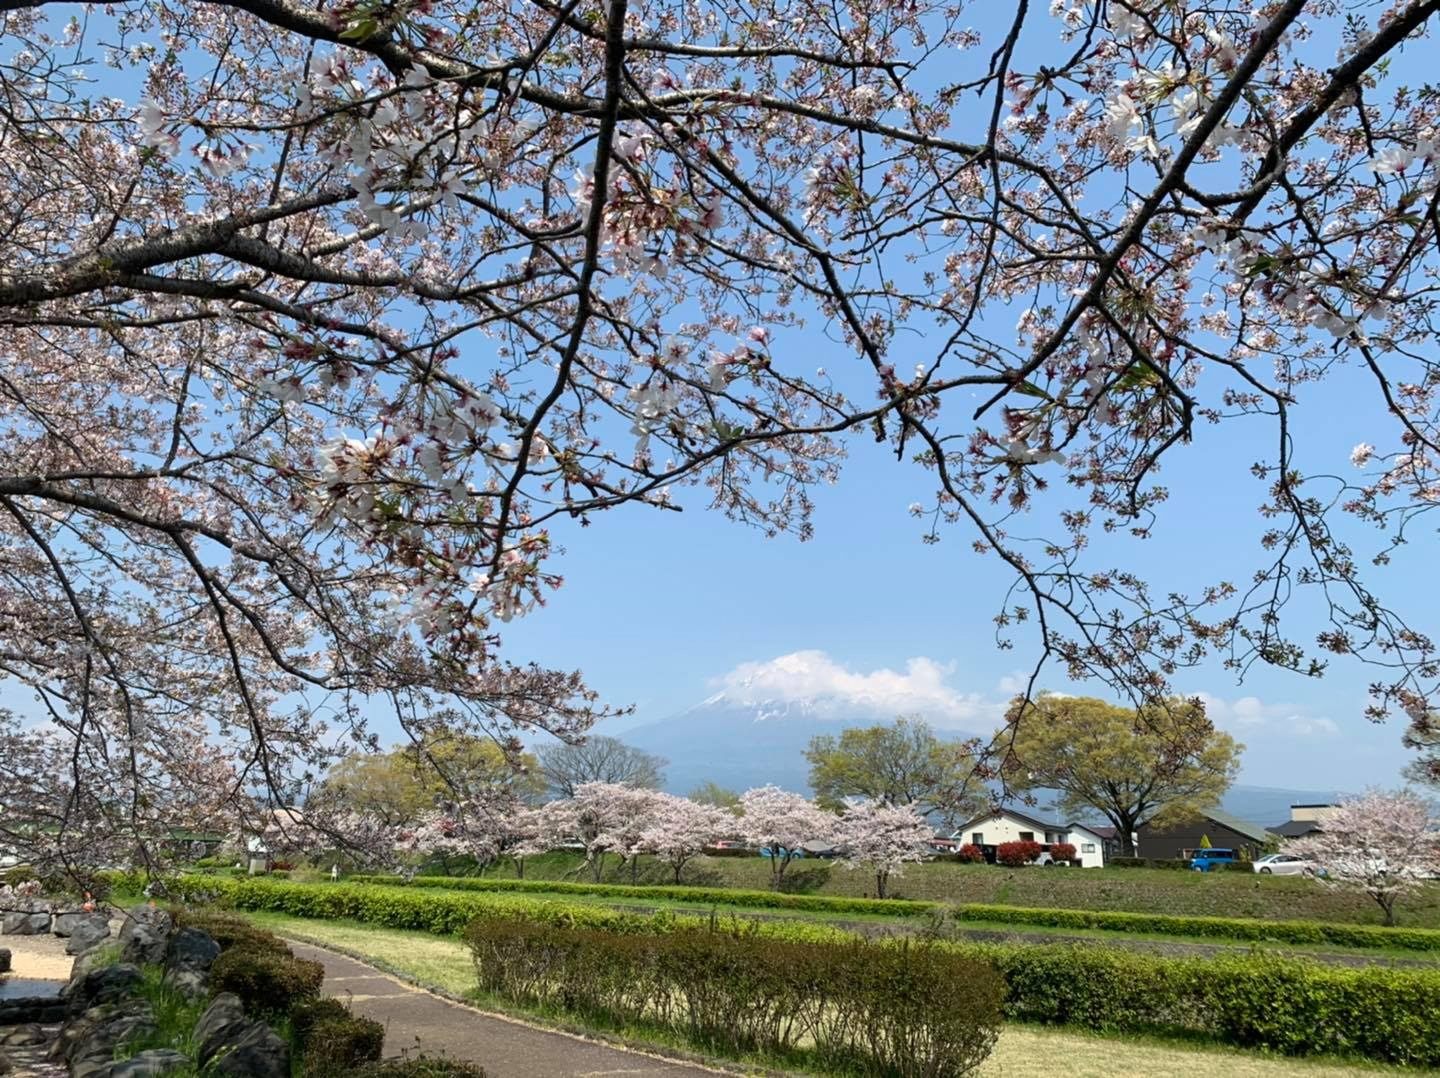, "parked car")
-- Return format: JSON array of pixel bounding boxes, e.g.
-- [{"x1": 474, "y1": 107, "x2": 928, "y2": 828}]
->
[
  {"x1": 1252, "y1": 853, "x2": 1324, "y2": 877},
  {"x1": 758, "y1": 846, "x2": 805, "y2": 859},
  {"x1": 1189, "y1": 848, "x2": 1238, "y2": 872}
]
